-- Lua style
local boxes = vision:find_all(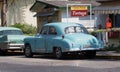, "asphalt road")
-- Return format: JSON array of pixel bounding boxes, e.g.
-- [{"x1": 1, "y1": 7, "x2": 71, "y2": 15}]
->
[{"x1": 0, "y1": 53, "x2": 120, "y2": 72}]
